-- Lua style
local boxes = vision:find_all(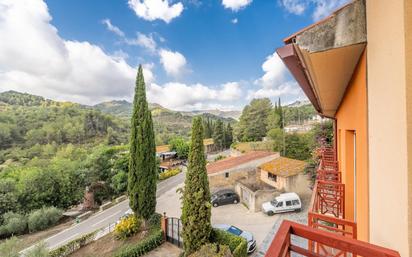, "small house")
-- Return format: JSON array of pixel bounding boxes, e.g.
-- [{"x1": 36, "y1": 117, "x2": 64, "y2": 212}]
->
[{"x1": 259, "y1": 157, "x2": 307, "y2": 192}]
